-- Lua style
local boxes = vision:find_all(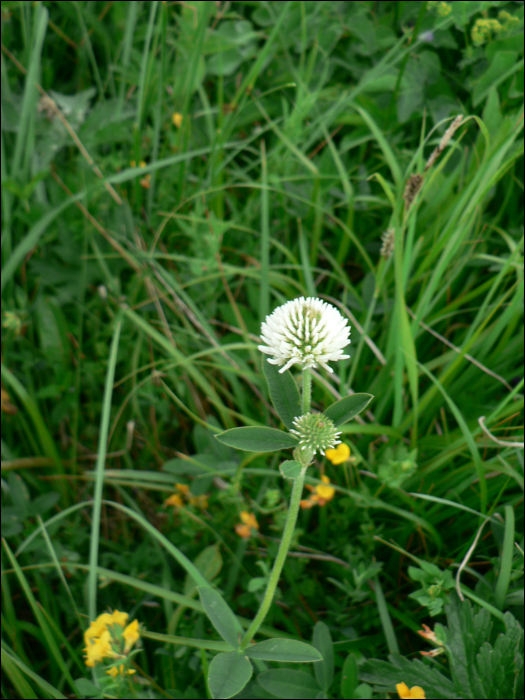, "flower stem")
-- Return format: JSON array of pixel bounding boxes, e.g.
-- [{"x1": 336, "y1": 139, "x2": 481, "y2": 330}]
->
[
  {"x1": 302, "y1": 367, "x2": 312, "y2": 415},
  {"x1": 240, "y1": 468, "x2": 306, "y2": 649},
  {"x1": 240, "y1": 367, "x2": 313, "y2": 649}
]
